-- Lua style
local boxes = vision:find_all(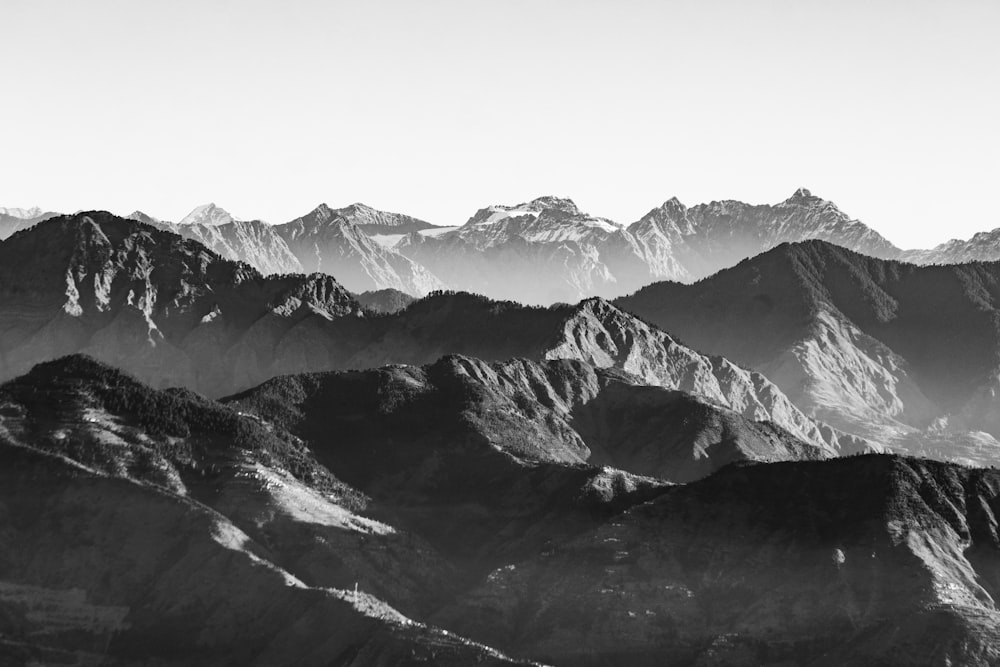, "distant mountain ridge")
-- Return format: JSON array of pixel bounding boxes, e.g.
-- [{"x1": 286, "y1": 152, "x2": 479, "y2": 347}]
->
[
  {"x1": 0, "y1": 211, "x2": 868, "y2": 458},
  {"x1": 275, "y1": 203, "x2": 444, "y2": 295},
  {"x1": 616, "y1": 240, "x2": 1000, "y2": 467},
  {"x1": 629, "y1": 187, "x2": 902, "y2": 280},
  {"x1": 11, "y1": 191, "x2": 1000, "y2": 304}
]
